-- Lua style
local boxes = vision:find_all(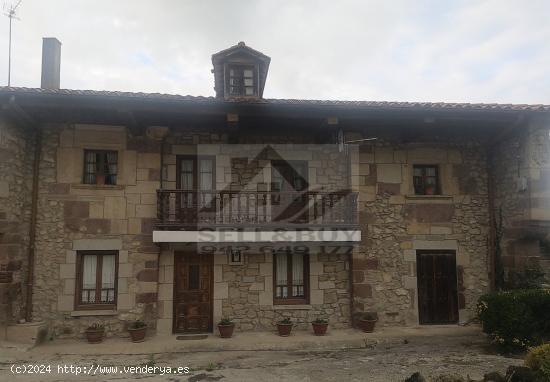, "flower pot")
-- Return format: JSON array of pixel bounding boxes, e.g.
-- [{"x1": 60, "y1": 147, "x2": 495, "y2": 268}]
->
[
  {"x1": 276, "y1": 323, "x2": 293, "y2": 337},
  {"x1": 85, "y1": 329, "x2": 105, "y2": 344},
  {"x1": 358, "y1": 319, "x2": 377, "y2": 333},
  {"x1": 95, "y1": 174, "x2": 106, "y2": 185},
  {"x1": 312, "y1": 322, "x2": 328, "y2": 336},
  {"x1": 128, "y1": 326, "x2": 147, "y2": 343},
  {"x1": 218, "y1": 324, "x2": 235, "y2": 338}
]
